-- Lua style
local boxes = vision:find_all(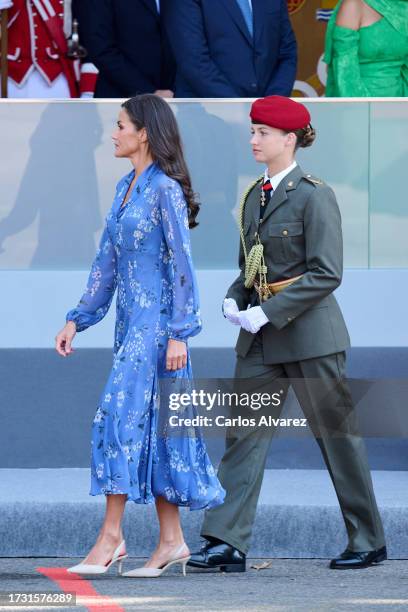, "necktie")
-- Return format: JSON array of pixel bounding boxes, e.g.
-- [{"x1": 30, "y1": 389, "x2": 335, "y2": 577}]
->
[
  {"x1": 260, "y1": 179, "x2": 273, "y2": 220},
  {"x1": 235, "y1": 0, "x2": 253, "y2": 38}
]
